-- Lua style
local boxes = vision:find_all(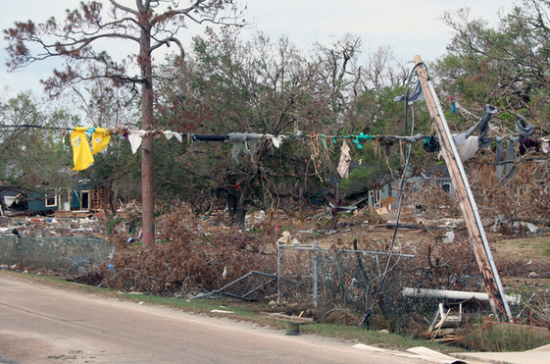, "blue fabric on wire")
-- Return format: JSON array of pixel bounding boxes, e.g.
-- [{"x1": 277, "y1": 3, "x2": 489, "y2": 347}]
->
[{"x1": 393, "y1": 82, "x2": 425, "y2": 103}]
